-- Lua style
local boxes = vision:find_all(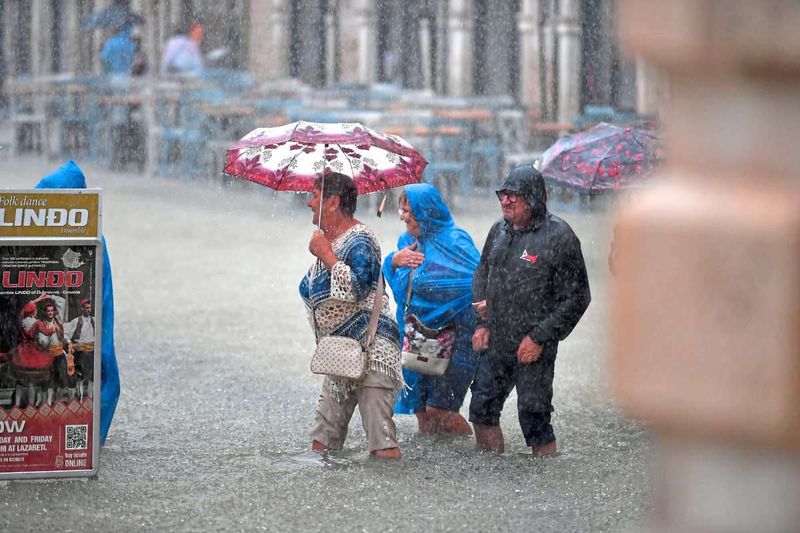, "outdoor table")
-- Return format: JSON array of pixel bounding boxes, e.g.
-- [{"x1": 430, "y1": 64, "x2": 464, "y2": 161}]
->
[
  {"x1": 6, "y1": 78, "x2": 58, "y2": 156},
  {"x1": 201, "y1": 103, "x2": 256, "y2": 140},
  {"x1": 328, "y1": 110, "x2": 386, "y2": 128},
  {"x1": 384, "y1": 125, "x2": 463, "y2": 137},
  {"x1": 433, "y1": 108, "x2": 494, "y2": 121},
  {"x1": 252, "y1": 114, "x2": 291, "y2": 128}
]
